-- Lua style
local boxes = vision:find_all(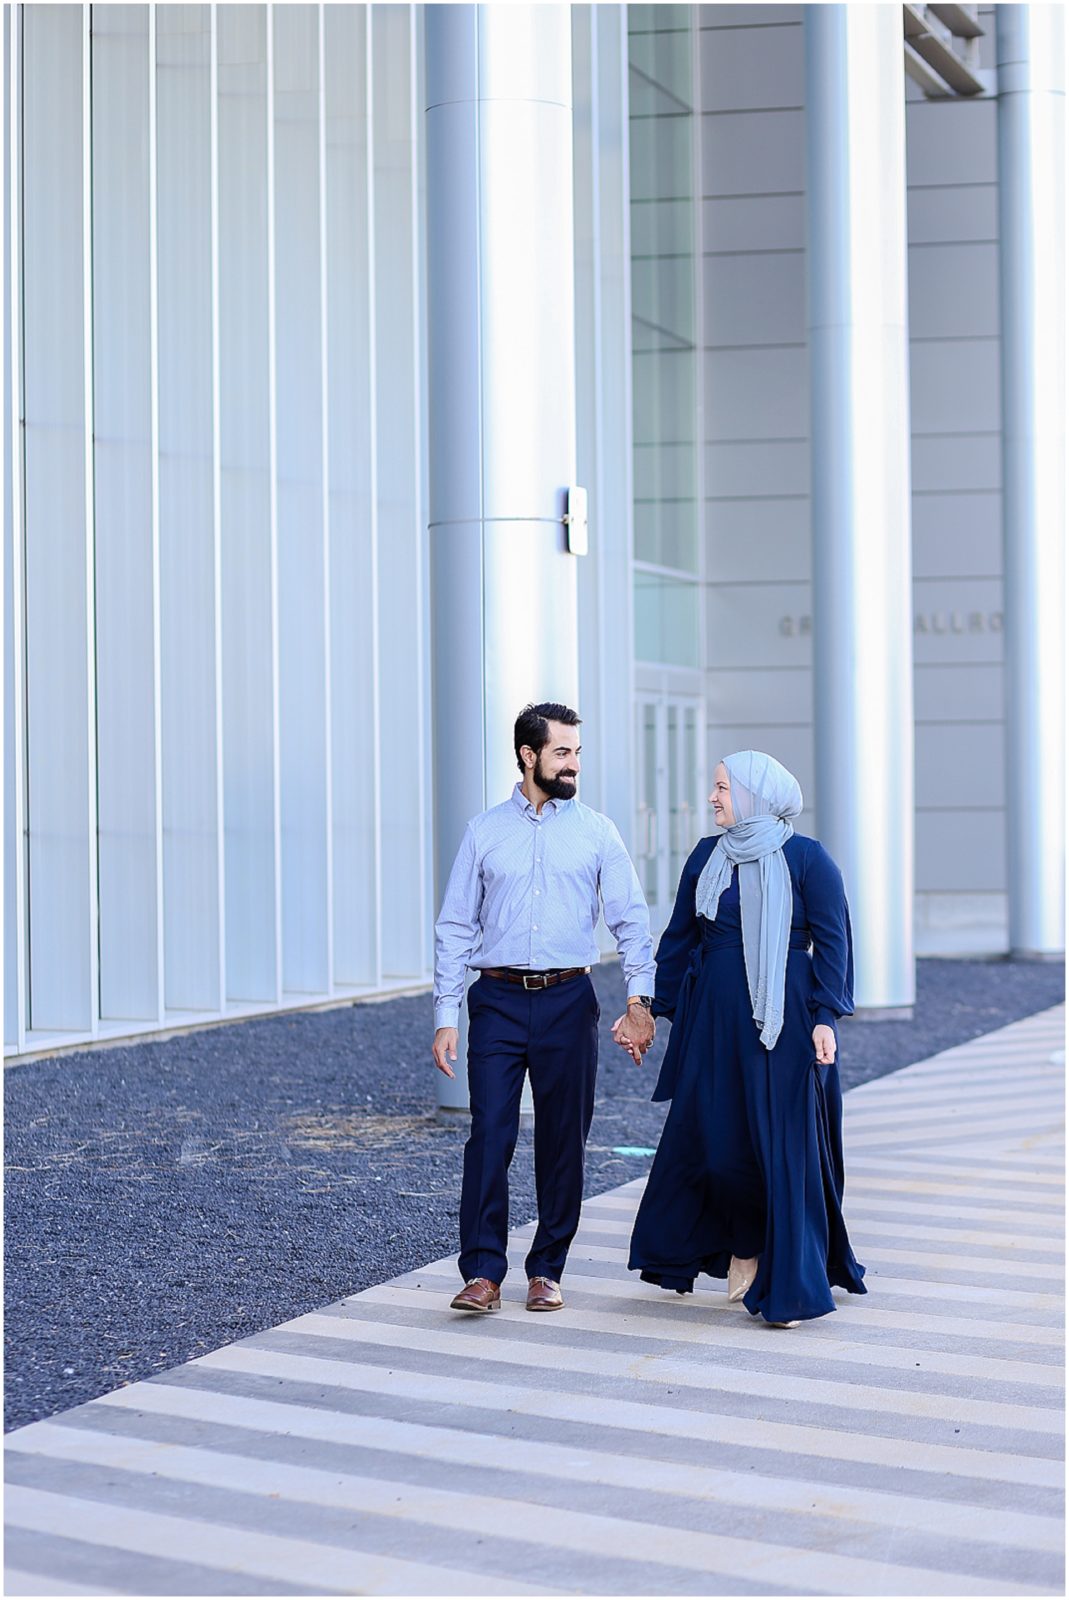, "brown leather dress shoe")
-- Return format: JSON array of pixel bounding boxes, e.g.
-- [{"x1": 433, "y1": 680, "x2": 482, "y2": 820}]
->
[
  {"x1": 526, "y1": 1276, "x2": 564, "y2": 1312},
  {"x1": 450, "y1": 1277, "x2": 501, "y2": 1313}
]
